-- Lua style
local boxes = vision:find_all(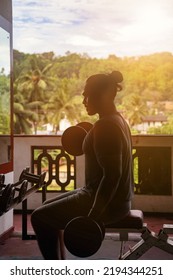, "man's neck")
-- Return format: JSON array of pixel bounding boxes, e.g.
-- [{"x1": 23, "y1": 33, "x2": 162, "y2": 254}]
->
[{"x1": 99, "y1": 104, "x2": 117, "y2": 119}]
